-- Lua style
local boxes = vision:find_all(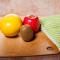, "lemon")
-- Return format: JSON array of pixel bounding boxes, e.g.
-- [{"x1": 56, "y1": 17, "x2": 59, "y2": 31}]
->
[{"x1": 1, "y1": 14, "x2": 22, "y2": 37}]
